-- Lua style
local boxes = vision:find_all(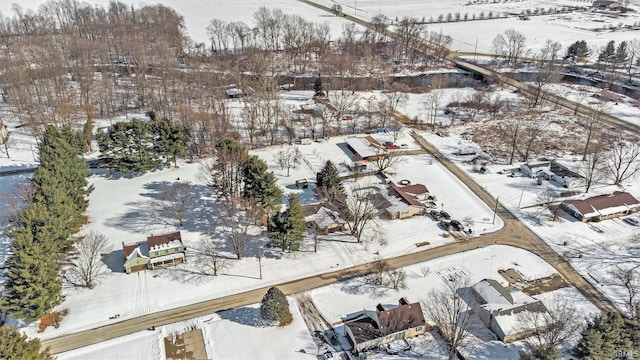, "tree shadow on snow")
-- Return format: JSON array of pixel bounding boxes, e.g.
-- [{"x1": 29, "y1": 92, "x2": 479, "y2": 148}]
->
[
  {"x1": 217, "y1": 306, "x2": 270, "y2": 327},
  {"x1": 339, "y1": 276, "x2": 389, "y2": 299}
]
